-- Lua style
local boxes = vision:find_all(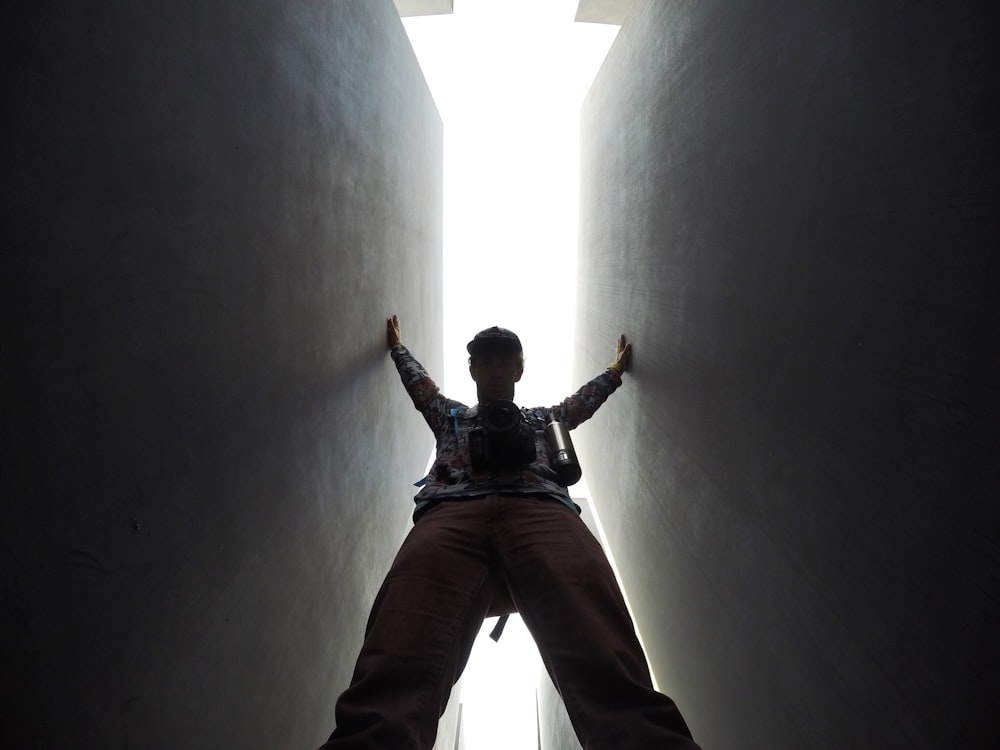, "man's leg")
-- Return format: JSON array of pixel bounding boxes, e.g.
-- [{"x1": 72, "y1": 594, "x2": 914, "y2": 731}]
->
[
  {"x1": 320, "y1": 500, "x2": 495, "y2": 750},
  {"x1": 492, "y1": 496, "x2": 701, "y2": 750}
]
